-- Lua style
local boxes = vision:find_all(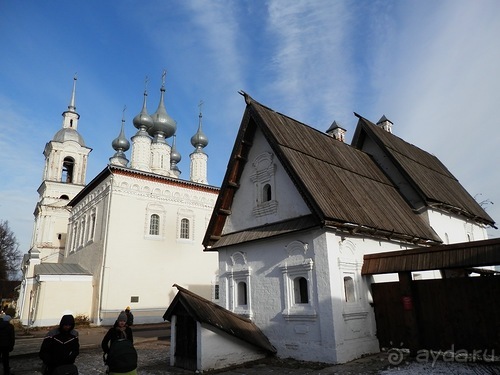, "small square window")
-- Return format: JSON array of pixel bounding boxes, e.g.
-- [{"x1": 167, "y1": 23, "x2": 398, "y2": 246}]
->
[{"x1": 130, "y1": 296, "x2": 139, "y2": 303}]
